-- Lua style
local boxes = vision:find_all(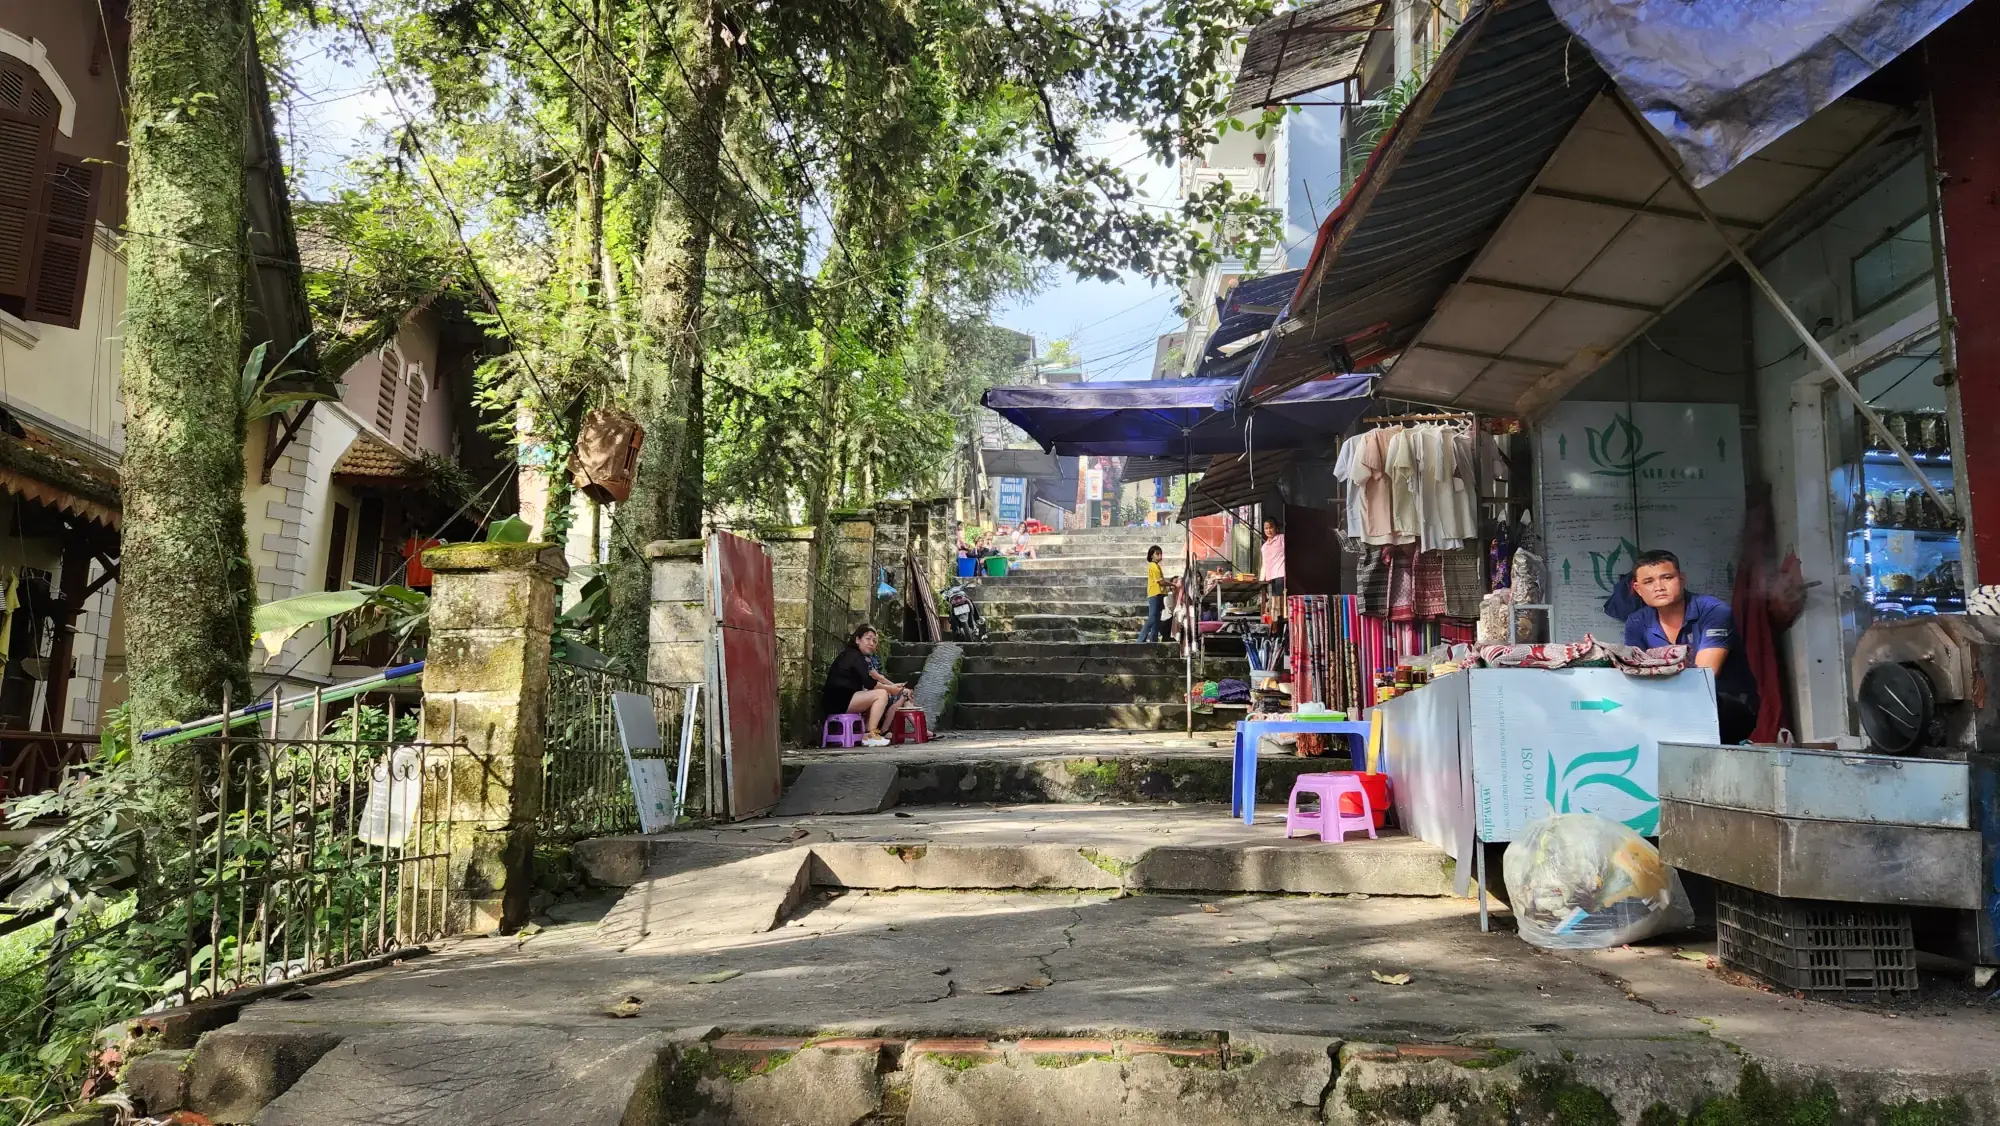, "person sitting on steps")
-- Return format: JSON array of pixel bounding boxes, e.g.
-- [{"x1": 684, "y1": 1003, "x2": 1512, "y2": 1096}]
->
[{"x1": 821, "y1": 623, "x2": 913, "y2": 747}]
